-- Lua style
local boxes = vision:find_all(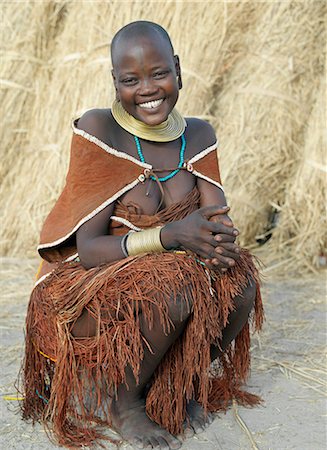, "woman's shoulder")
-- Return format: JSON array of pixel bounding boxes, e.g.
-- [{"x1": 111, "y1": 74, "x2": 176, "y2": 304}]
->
[
  {"x1": 76, "y1": 108, "x2": 115, "y2": 146},
  {"x1": 185, "y1": 117, "x2": 217, "y2": 157}
]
